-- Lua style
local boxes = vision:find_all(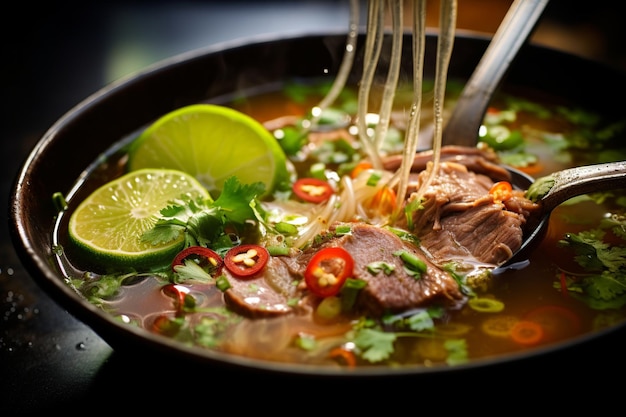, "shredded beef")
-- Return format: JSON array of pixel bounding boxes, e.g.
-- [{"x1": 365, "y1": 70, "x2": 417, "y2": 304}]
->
[
  {"x1": 396, "y1": 154, "x2": 539, "y2": 267},
  {"x1": 418, "y1": 205, "x2": 525, "y2": 265},
  {"x1": 383, "y1": 145, "x2": 512, "y2": 181}
]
